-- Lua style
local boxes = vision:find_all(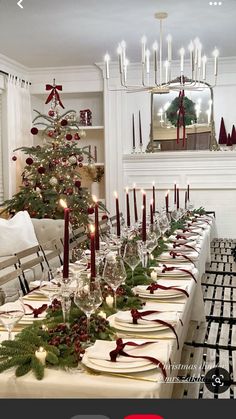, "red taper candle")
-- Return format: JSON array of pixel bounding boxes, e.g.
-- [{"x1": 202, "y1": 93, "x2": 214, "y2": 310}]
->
[
  {"x1": 177, "y1": 187, "x2": 180, "y2": 210},
  {"x1": 185, "y1": 191, "x2": 187, "y2": 209},
  {"x1": 60, "y1": 199, "x2": 70, "y2": 279},
  {"x1": 152, "y1": 182, "x2": 156, "y2": 213},
  {"x1": 133, "y1": 184, "x2": 138, "y2": 223},
  {"x1": 174, "y1": 182, "x2": 177, "y2": 205},
  {"x1": 142, "y1": 190, "x2": 146, "y2": 242},
  {"x1": 90, "y1": 224, "x2": 96, "y2": 278},
  {"x1": 114, "y1": 191, "x2": 121, "y2": 236},
  {"x1": 187, "y1": 183, "x2": 190, "y2": 201},
  {"x1": 93, "y1": 196, "x2": 99, "y2": 250},
  {"x1": 165, "y1": 192, "x2": 169, "y2": 214},
  {"x1": 150, "y1": 199, "x2": 154, "y2": 225},
  {"x1": 126, "y1": 187, "x2": 131, "y2": 227}
]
